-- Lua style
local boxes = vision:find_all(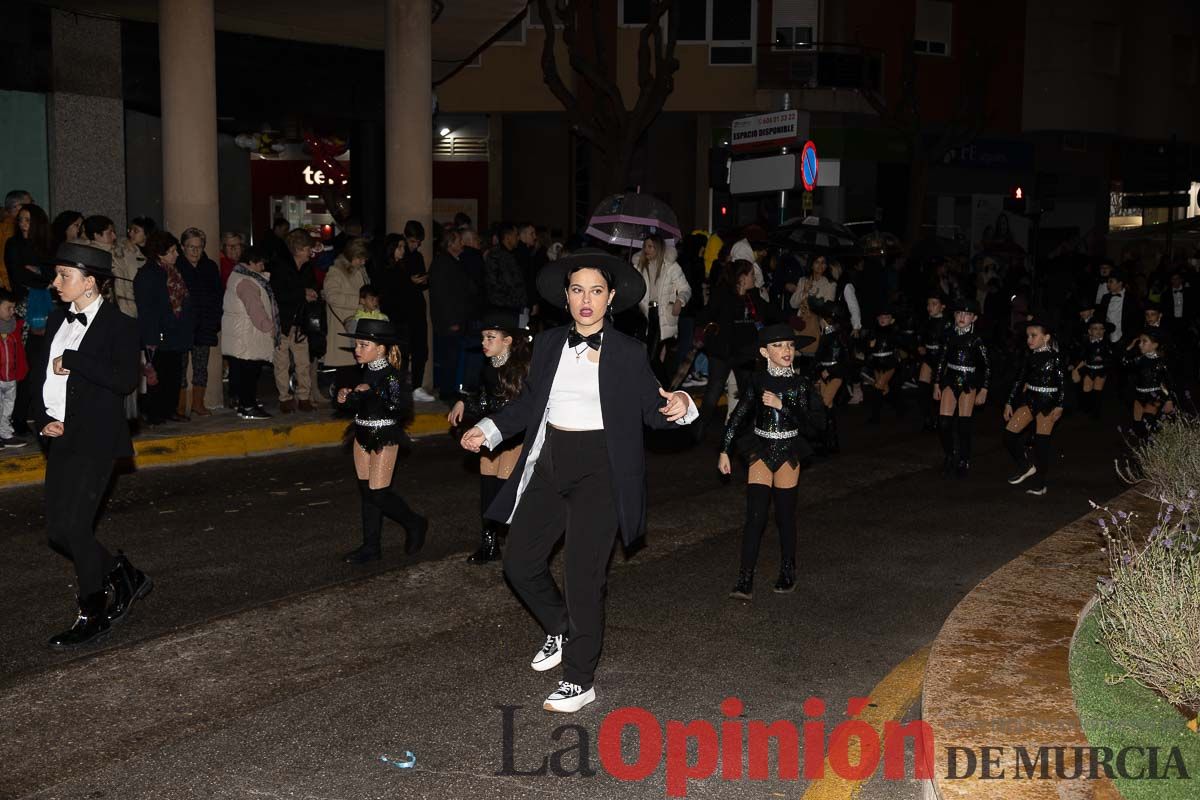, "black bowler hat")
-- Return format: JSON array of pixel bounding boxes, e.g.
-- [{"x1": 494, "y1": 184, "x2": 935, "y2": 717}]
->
[
  {"x1": 1085, "y1": 315, "x2": 1116, "y2": 334},
  {"x1": 338, "y1": 318, "x2": 404, "y2": 345},
  {"x1": 758, "y1": 323, "x2": 816, "y2": 349},
  {"x1": 1142, "y1": 326, "x2": 1169, "y2": 345},
  {"x1": 535, "y1": 247, "x2": 646, "y2": 313},
  {"x1": 1024, "y1": 315, "x2": 1054, "y2": 336},
  {"x1": 47, "y1": 242, "x2": 117, "y2": 278},
  {"x1": 479, "y1": 309, "x2": 526, "y2": 336}
]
